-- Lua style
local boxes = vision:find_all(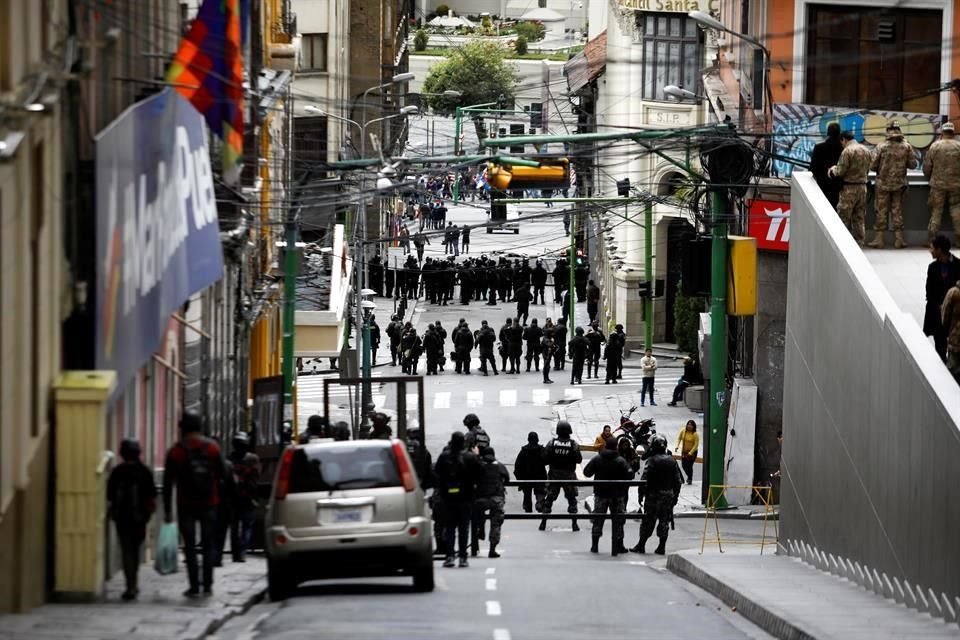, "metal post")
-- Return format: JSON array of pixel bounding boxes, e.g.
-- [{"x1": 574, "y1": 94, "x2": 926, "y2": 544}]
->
[
  {"x1": 568, "y1": 210, "x2": 575, "y2": 325},
  {"x1": 361, "y1": 317, "x2": 373, "y2": 434},
  {"x1": 708, "y1": 189, "x2": 729, "y2": 507},
  {"x1": 282, "y1": 223, "x2": 297, "y2": 428},
  {"x1": 644, "y1": 202, "x2": 653, "y2": 350},
  {"x1": 453, "y1": 106, "x2": 462, "y2": 202}
]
